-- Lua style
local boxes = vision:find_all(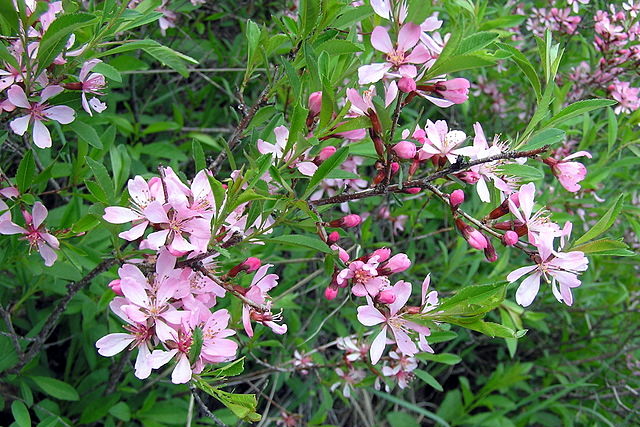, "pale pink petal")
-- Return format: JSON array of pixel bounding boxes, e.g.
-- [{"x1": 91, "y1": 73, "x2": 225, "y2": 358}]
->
[
  {"x1": 397, "y1": 23, "x2": 421, "y2": 52},
  {"x1": 369, "y1": 327, "x2": 388, "y2": 364},
  {"x1": 118, "y1": 221, "x2": 148, "y2": 241},
  {"x1": 43, "y1": 105, "x2": 74, "y2": 124},
  {"x1": 40, "y1": 85, "x2": 64, "y2": 102},
  {"x1": 388, "y1": 280, "x2": 411, "y2": 315},
  {"x1": 358, "y1": 63, "x2": 390, "y2": 85},
  {"x1": 32, "y1": 120, "x2": 52, "y2": 148},
  {"x1": 143, "y1": 201, "x2": 169, "y2": 223},
  {"x1": 7, "y1": 85, "x2": 30, "y2": 108},
  {"x1": 96, "y1": 333, "x2": 134, "y2": 356},
  {"x1": 10, "y1": 115, "x2": 31, "y2": 136},
  {"x1": 0, "y1": 221, "x2": 26, "y2": 235},
  {"x1": 37, "y1": 241, "x2": 57, "y2": 266},
  {"x1": 148, "y1": 348, "x2": 178, "y2": 369},
  {"x1": 103, "y1": 206, "x2": 141, "y2": 223},
  {"x1": 370, "y1": 0, "x2": 391, "y2": 19},
  {"x1": 371, "y1": 26, "x2": 393, "y2": 54},
  {"x1": 506, "y1": 265, "x2": 537, "y2": 282},
  {"x1": 385, "y1": 80, "x2": 398, "y2": 107},
  {"x1": 296, "y1": 161, "x2": 318, "y2": 176},
  {"x1": 274, "y1": 126, "x2": 289, "y2": 150},
  {"x1": 518, "y1": 183, "x2": 536, "y2": 220},
  {"x1": 356, "y1": 305, "x2": 386, "y2": 326},
  {"x1": 405, "y1": 43, "x2": 431, "y2": 63},
  {"x1": 134, "y1": 345, "x2": 152, "y2": 379},
  {"x1": 171, "y1": 354, "x2": 192, "y2": 384},
  {"x1": 391, "y1": 326, "x2": 417, "y2": 356},
  {"x1": 515, "y1": 272, "x2": 541, "y2": 307},
  {"x1": 31, "y1": 202, "x2": 48, "y2": 229}
]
